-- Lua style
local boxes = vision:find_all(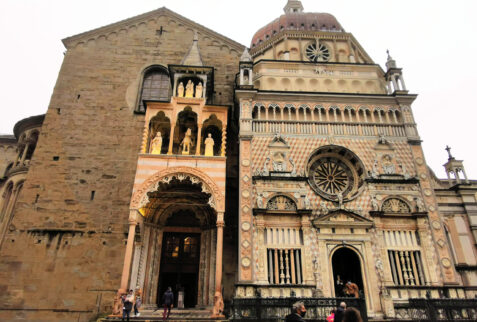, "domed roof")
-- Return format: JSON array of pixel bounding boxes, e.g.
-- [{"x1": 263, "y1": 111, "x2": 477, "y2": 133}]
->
[{"x1": 251, "y1": 12, "x2": 344, "y2": 48}]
